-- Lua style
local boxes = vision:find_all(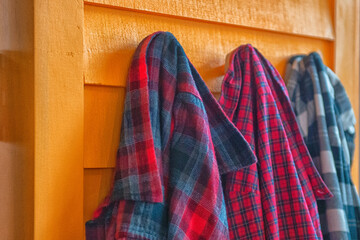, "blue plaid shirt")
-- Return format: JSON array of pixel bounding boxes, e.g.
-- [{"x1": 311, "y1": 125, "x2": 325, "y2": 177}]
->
[
  {"x1": 86, "y1": 32, "x2": 256, "y2": 240},
  {"x1": 286, "y1": 52, "x2": 360, "y2": 240}
]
